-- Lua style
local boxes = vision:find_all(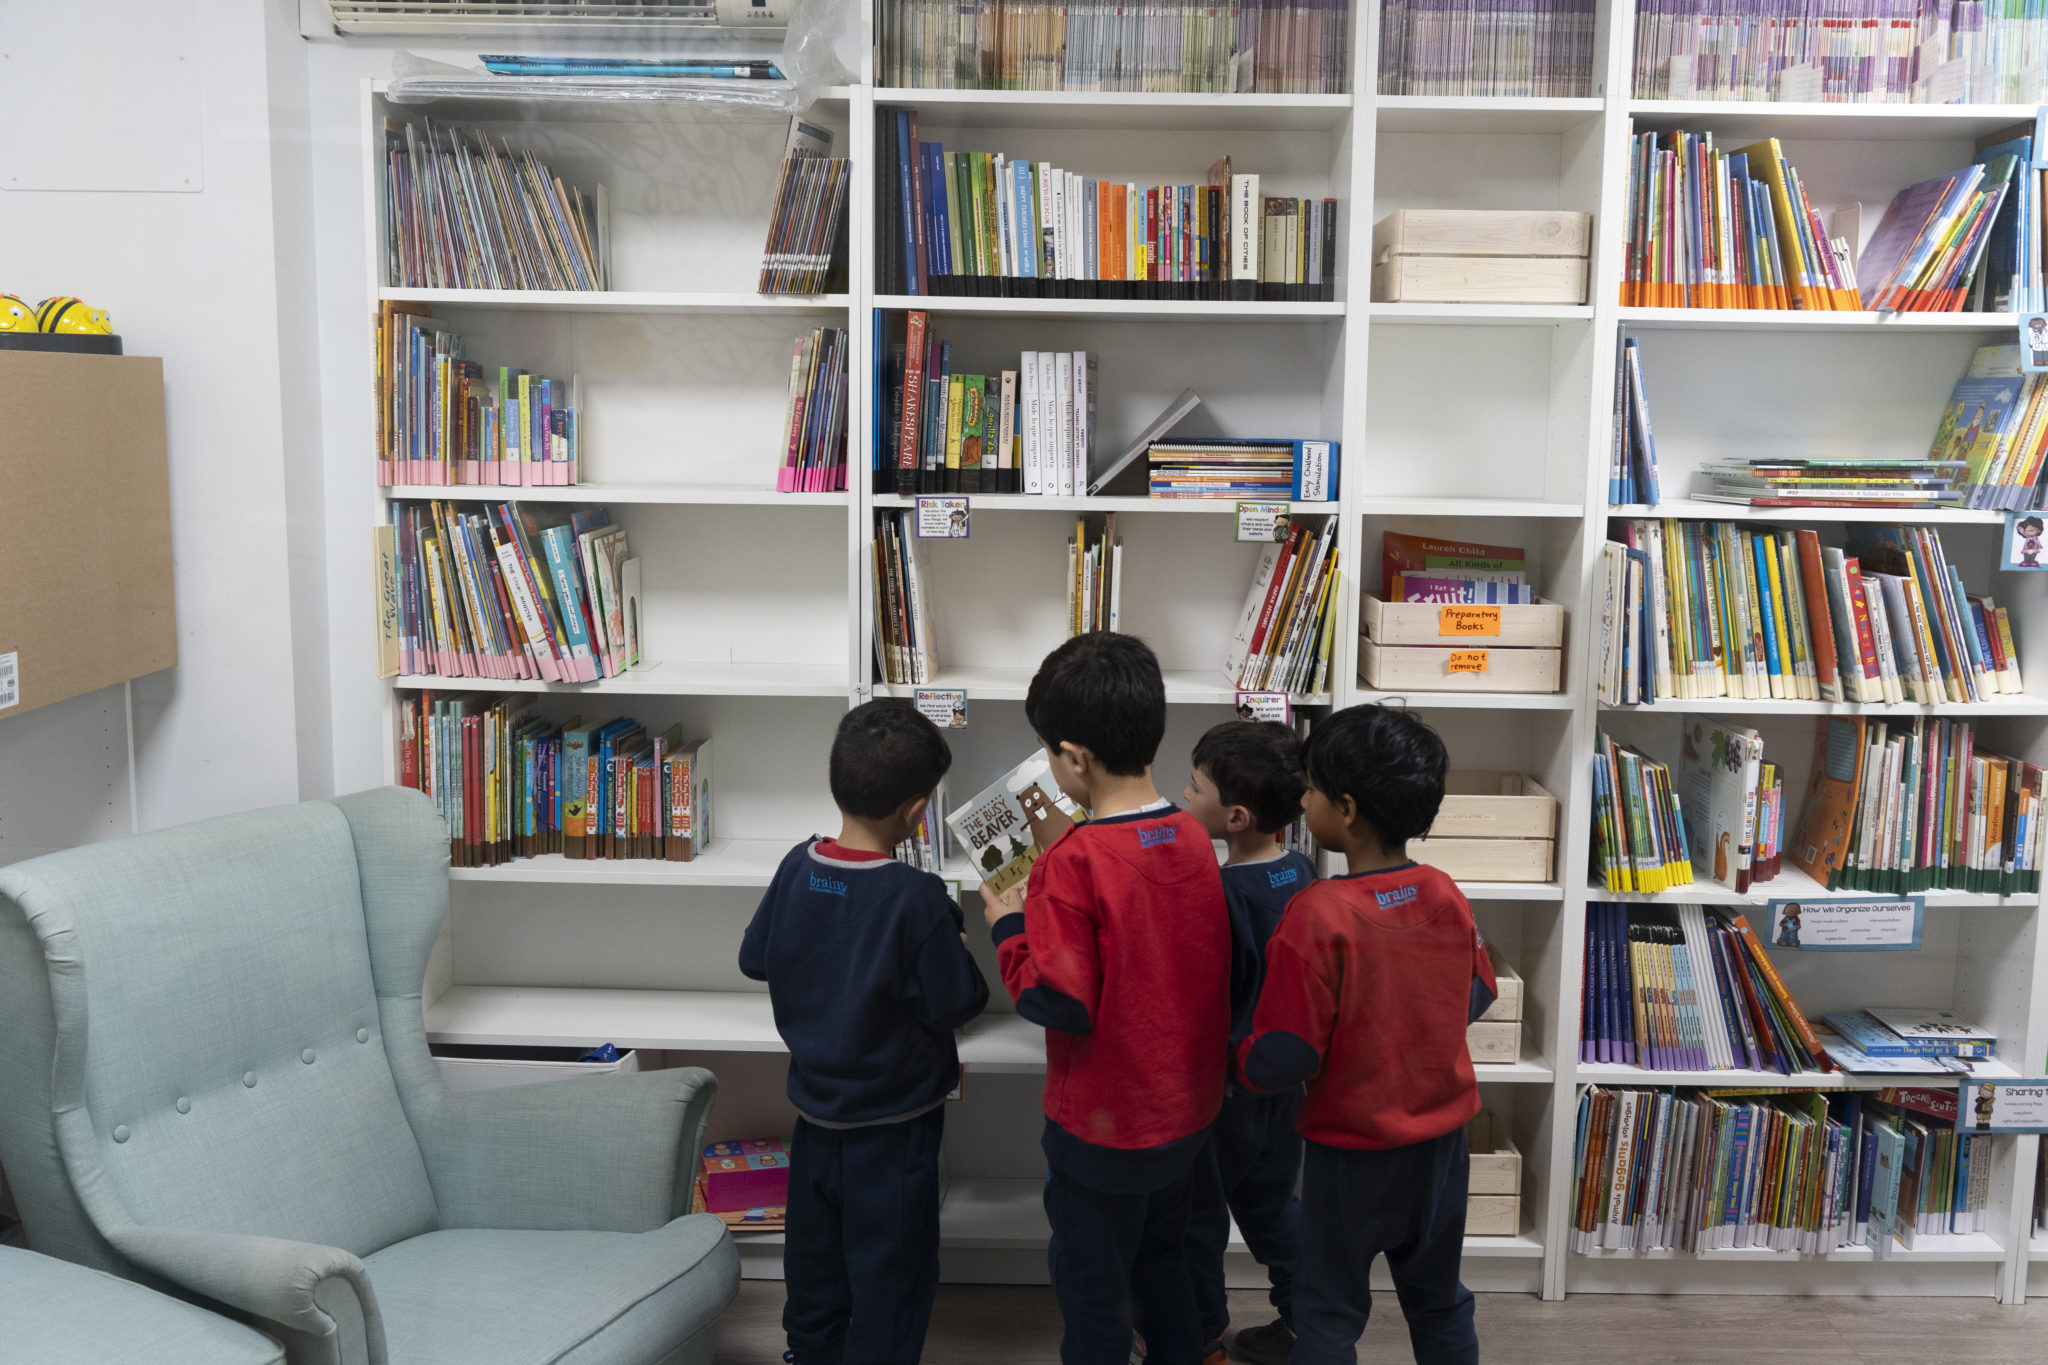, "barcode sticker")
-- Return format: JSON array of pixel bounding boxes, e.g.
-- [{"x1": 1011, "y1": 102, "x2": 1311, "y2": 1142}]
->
[{"x1": 0, "y1": 651, "x2": 16, "y2": 710}]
